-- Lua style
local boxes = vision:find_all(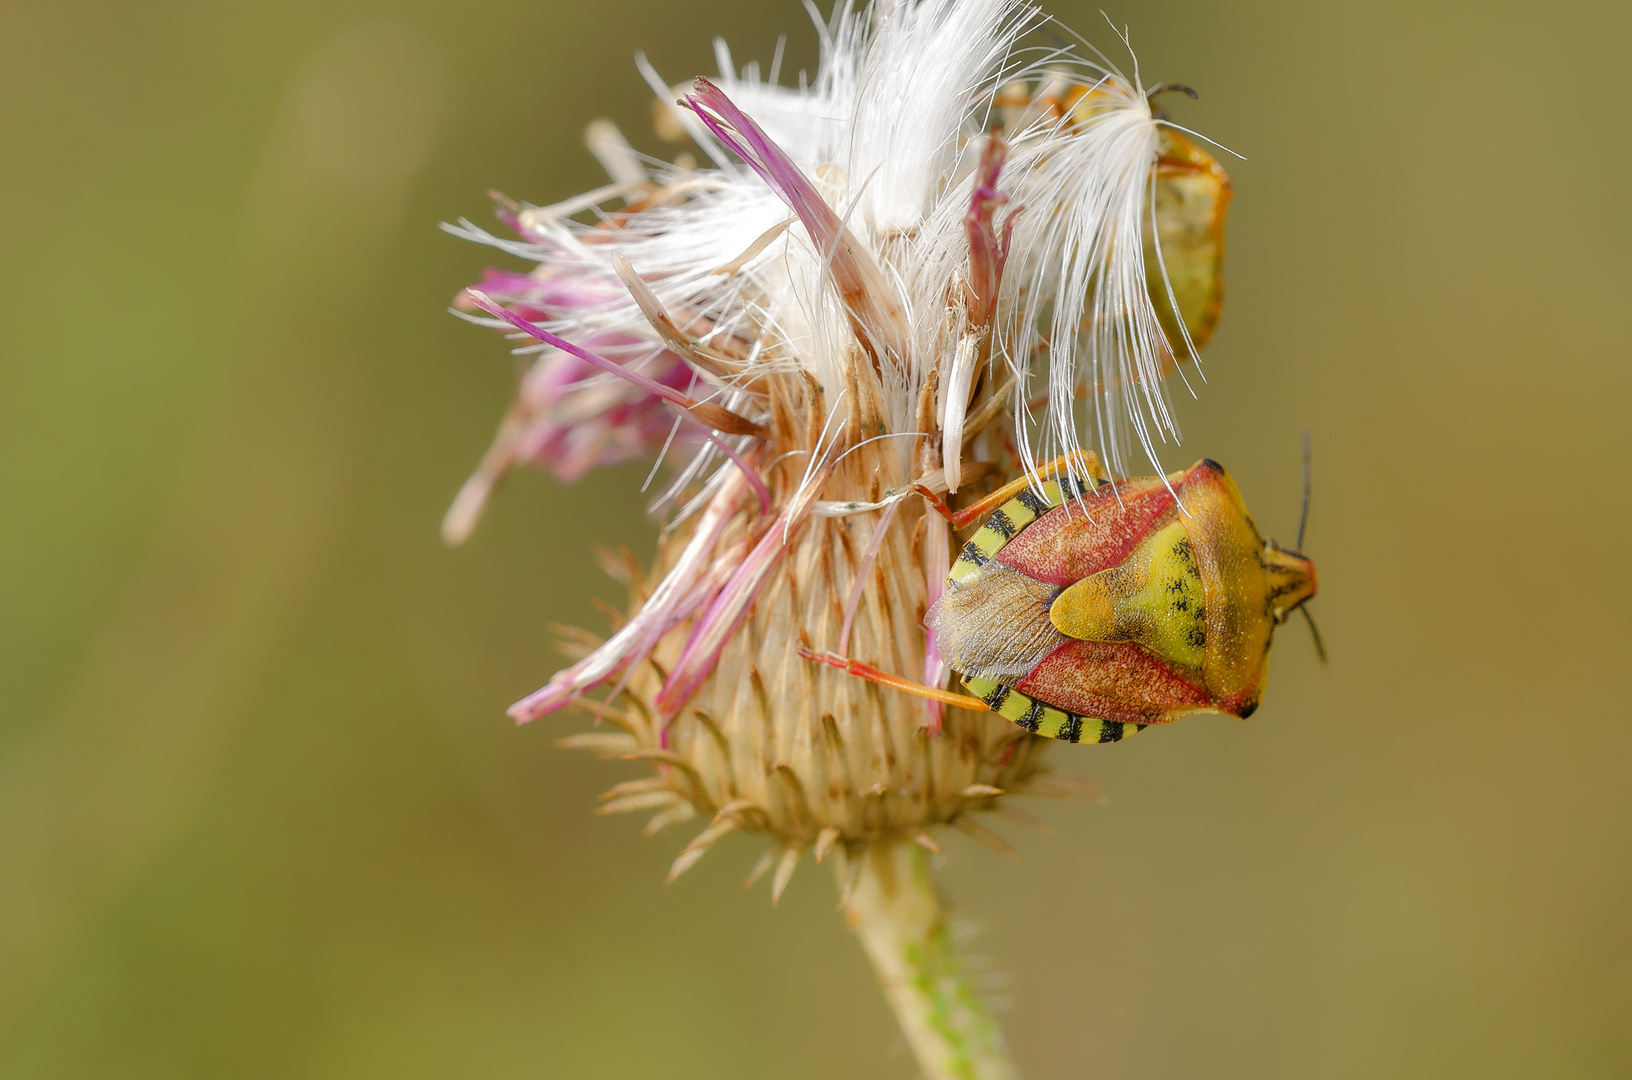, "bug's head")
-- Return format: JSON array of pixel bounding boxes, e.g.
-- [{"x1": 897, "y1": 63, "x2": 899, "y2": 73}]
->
[{"x1": 1262, "y1": 539, "x2": 1318, "y2": 625}]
